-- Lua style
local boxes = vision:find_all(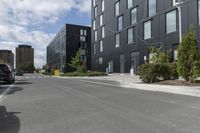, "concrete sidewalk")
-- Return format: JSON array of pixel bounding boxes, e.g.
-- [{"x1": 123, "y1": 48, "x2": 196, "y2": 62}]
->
[{"x1": 53, "y1": 73, "x2": 200, "y2": 97}]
